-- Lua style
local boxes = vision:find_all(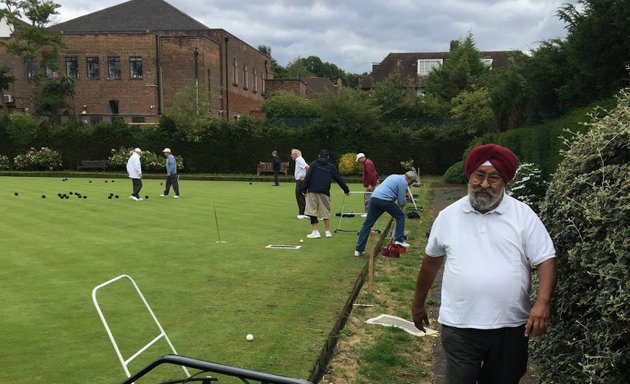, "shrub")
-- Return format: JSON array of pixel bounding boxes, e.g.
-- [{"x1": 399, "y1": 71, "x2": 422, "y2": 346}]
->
[
  {"x1": 442, "y1": 160, "x2": 466, "y2": 184},
  {"x1": 13, "y1": 147, "x2": 62, "y2": 171},
  {"x1": 0, "y1": 155, "x2": 9, "y2": 170},
  {"x1": 533, "y1": 89, "x2": 630, "y2": 383},
  {"x1": 506, "y1": 162, "x2": 547, "y2": 213},
  {"x1": 108, "y1": 147, "x2": 184, "y2": 172},
  {"x1": 338, "y1": 153, "x2": 361, "y2": 175}
]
